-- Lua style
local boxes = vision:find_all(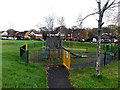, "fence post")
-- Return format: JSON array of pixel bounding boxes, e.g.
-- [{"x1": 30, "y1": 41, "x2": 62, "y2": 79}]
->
[
  {"x1": 20, "y1": 47, "x2": 22, "y2": 57},
  {"x1": 104, "y1": 51, "x2": 106, "y2": 66},
  {"x1": 26, "y1": 43, "x2": 29, "y2": 64},
  {"x1": 26, "y1": 50, "x2": 29, "y2": 64},
  {"x1": 26, "y1": 43, "x2": 28, "y2": 51},
  {"x1": 86, "y1": 47, "x2": 88, "y2": 53},
  {"x1": 118, "y1": 46, "x2": 120, "y2": 60},
  {"x1": 106, "y1": 44, "x2": 109, "y2": 52}
]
